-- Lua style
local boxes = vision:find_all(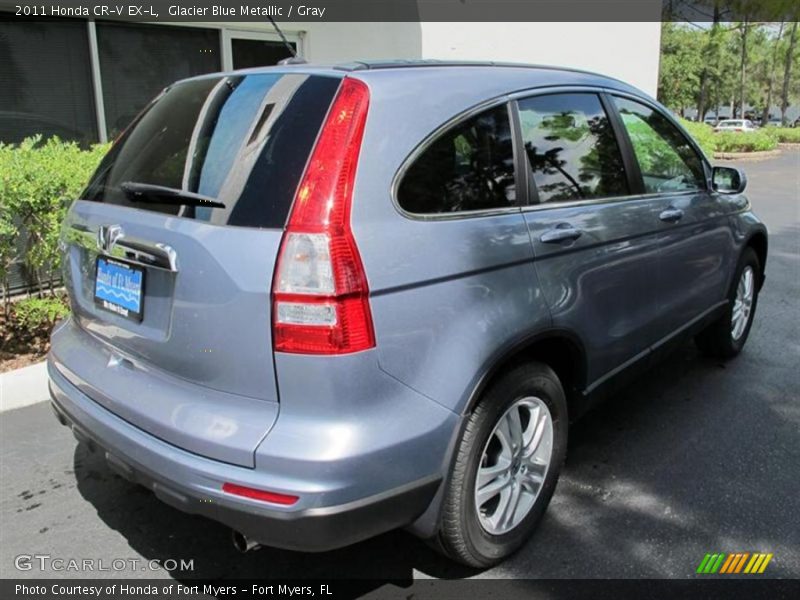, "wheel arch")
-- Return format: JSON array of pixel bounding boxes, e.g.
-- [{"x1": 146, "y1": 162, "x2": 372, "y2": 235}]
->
[
  {"x1": 461, "y1": 329, "x2": 587, "y2": 420},
  {"x1": 408, "y1": 328, "x2": 585, "y2": 542},
  {"x1": 745, "y1": 230, "x2": 768, "y2": 289}
]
